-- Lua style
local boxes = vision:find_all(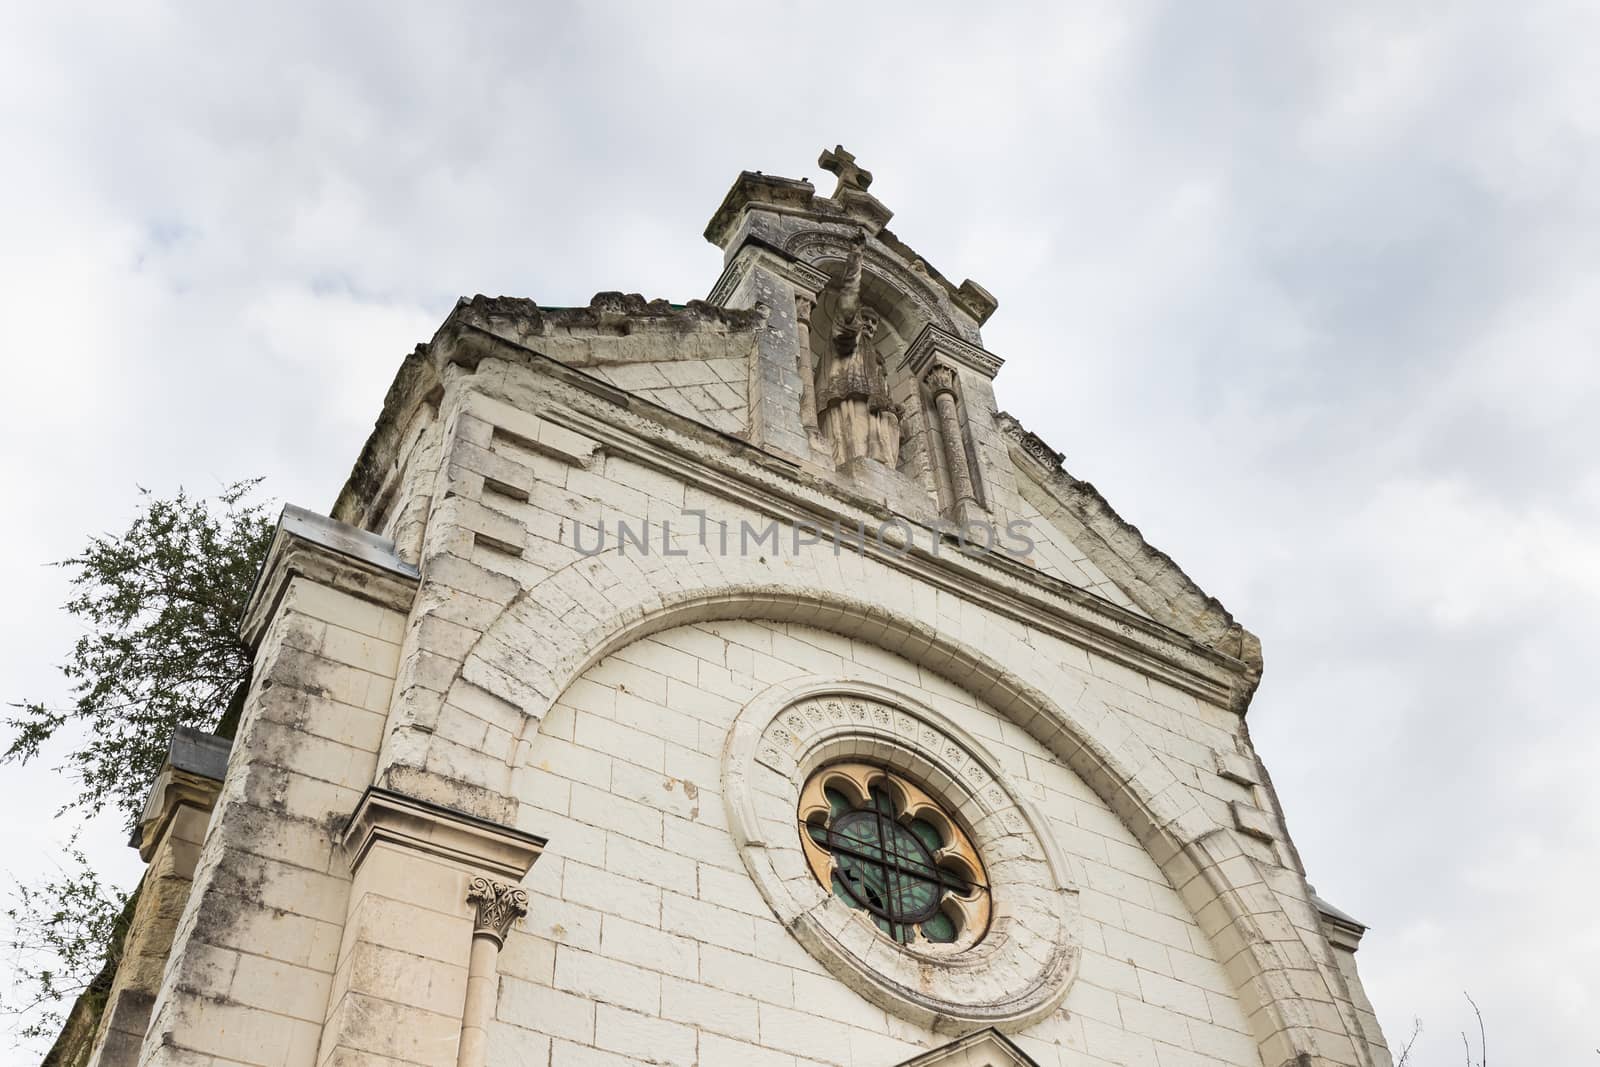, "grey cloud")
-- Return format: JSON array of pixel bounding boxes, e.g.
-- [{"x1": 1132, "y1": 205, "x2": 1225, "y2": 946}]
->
[{"x1": 1, "y1": 2, "x2": 1595, "y2": 1062}]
